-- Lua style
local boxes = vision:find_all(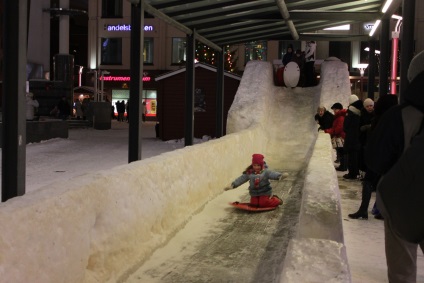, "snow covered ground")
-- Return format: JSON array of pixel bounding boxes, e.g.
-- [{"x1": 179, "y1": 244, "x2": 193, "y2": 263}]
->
[{"x1": 0, "y1": 60, "x2": 423, "y2": 283}]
